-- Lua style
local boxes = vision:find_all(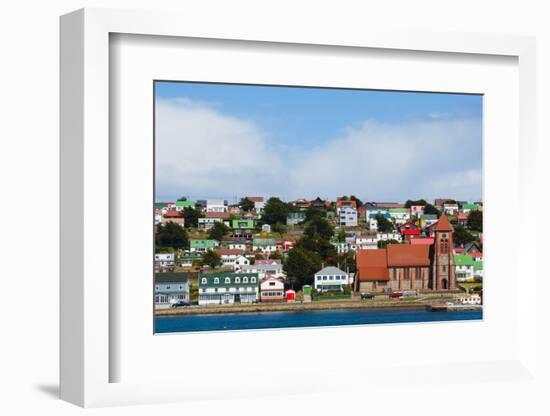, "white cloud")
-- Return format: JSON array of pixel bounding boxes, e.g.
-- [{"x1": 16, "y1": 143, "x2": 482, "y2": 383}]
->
[{"x1": 156, "y1": 98, "x2": 482, "y2": 203}]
